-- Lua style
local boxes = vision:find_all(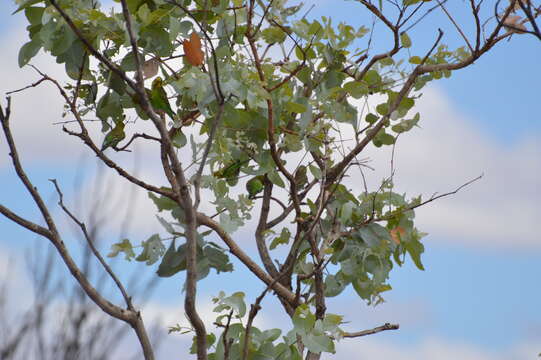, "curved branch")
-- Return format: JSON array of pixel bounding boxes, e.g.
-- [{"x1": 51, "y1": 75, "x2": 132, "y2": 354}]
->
[
  {"x1": 255, "y1": 180, "x2": 280, "y2": 278},
  {"x1": 196, "y1": 213, "x2": 297, "y2": 304}
]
